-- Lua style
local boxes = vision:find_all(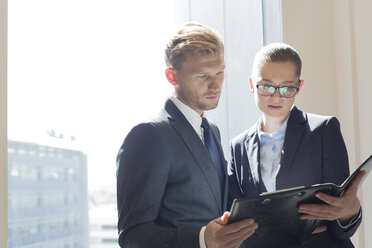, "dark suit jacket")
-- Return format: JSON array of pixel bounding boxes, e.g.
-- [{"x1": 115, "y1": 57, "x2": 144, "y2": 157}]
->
[
  {"x1": 116, "y1": 98, "x2": 228, "y2": 248},
  {"x1": 228, "y1": 106, "x2": 361, "y2": 248}
]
